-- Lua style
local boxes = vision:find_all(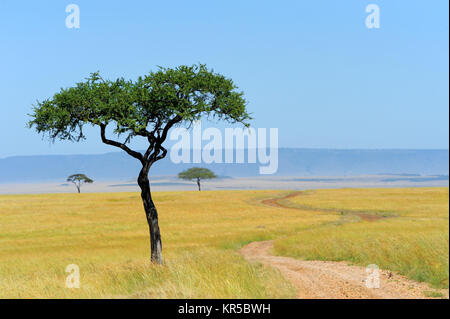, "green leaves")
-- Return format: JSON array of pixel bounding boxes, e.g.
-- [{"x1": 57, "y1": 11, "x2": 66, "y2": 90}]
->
[
  {"x1": 67, "y1": 174, "x2": 94, "y2": 183},
  {"x1": 28, "y1": 64, "x2": 251, "y2": 145},
  {"x1": 178, "y1": 167, "x2": 217, "y2": 180}
]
